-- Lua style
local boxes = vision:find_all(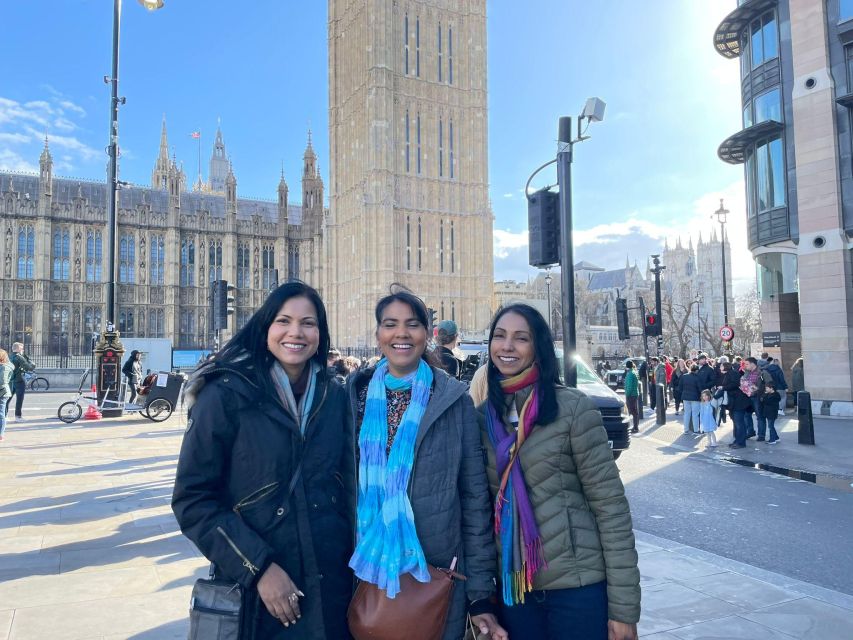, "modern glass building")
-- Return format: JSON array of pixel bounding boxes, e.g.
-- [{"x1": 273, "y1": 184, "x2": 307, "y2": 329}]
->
[{"x1": 714, "y1": 0, "x2": 853, "y2": 403}]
